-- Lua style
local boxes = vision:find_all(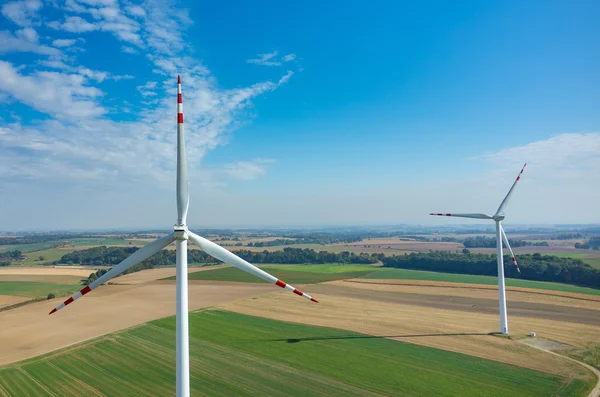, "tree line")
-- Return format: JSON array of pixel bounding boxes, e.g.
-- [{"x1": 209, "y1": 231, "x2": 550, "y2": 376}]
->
[
  {"x1": 463, "y1": 236, "x2": 548, "y2": 248},
  {"x1": 60, "y1": 246, "x2": 381, "y2": 269},
  {"x1": 574, "y1": 237, "x2": 600, "y2": 250},
  {"x1": 382, "y1": 251, "x2": 600, "y2": 289}
]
